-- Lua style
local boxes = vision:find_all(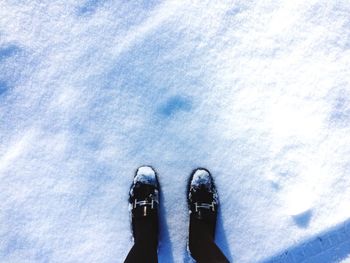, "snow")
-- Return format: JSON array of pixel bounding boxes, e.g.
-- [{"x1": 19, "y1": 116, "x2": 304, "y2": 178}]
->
[
  {"x1": 1, "y1": 0, "x2": 350, "y2": 262},
  {"x1": 190, "y1": 169, "x2": 211, "y2": 188},
  {"x1": 133, "y1": 165, "x2": 157, "y2": 185}
]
